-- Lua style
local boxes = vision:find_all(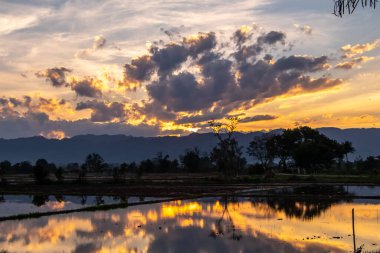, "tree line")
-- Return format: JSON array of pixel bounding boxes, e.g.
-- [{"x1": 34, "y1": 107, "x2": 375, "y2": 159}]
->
[{"x1": 0, "y1": 121, "x2": 379, "y2": 184}]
